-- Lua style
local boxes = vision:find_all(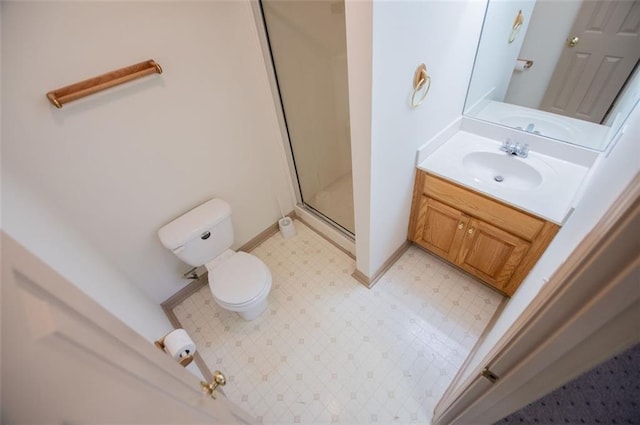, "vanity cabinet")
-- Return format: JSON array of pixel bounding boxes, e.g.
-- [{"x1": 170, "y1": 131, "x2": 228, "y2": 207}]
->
[{"x1": 409, "y1": 171, "x2": 559, "y2": 296}]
